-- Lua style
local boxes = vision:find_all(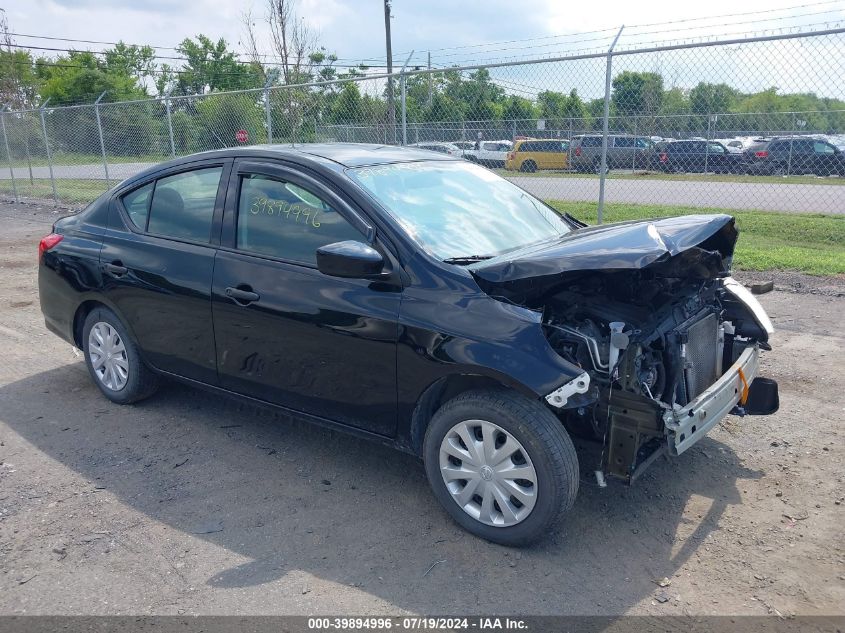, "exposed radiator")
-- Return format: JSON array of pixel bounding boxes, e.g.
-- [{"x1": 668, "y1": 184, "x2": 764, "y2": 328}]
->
[{"x1": 683, "y1": 312, "x2": 721, "y2": 401}]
